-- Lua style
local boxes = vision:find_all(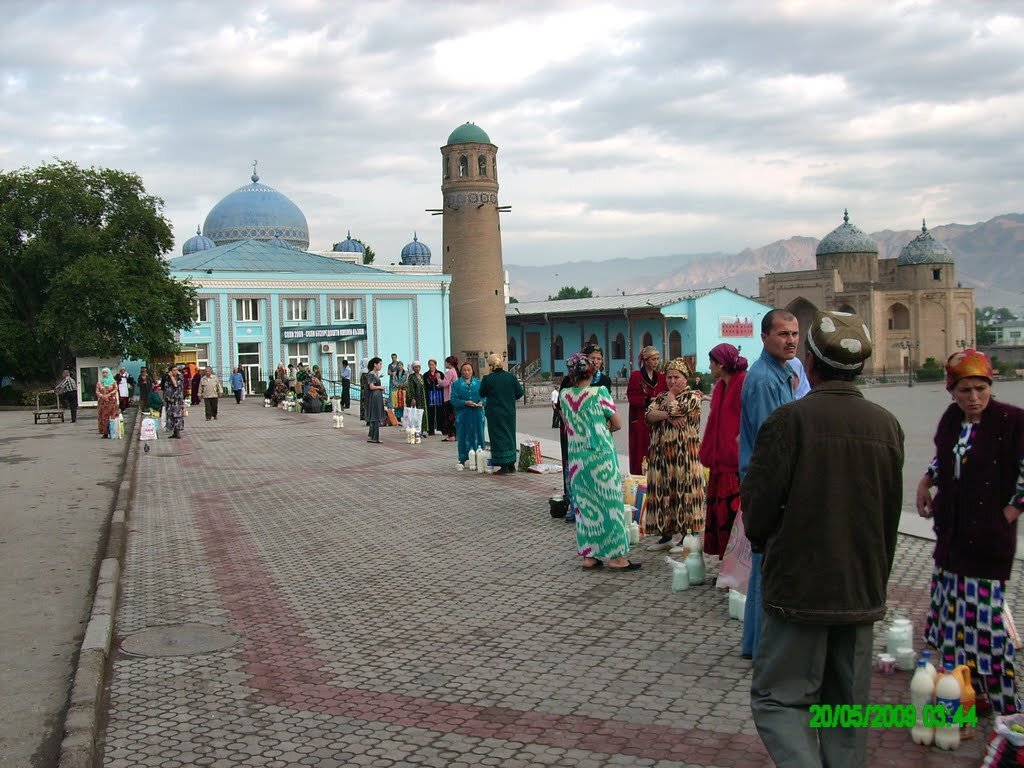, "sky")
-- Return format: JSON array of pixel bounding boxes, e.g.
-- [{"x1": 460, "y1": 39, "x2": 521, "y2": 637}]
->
[{"x1": 2, "y1": 0, "x2": 1022, "y2": 267}]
